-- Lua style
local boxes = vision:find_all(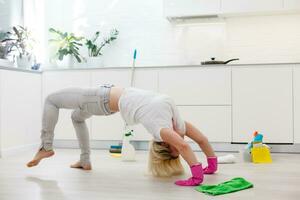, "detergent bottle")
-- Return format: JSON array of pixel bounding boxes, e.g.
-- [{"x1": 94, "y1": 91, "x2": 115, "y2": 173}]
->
[{"x1": 121, "y1": 129, "x2": 136, "y2": 161}]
